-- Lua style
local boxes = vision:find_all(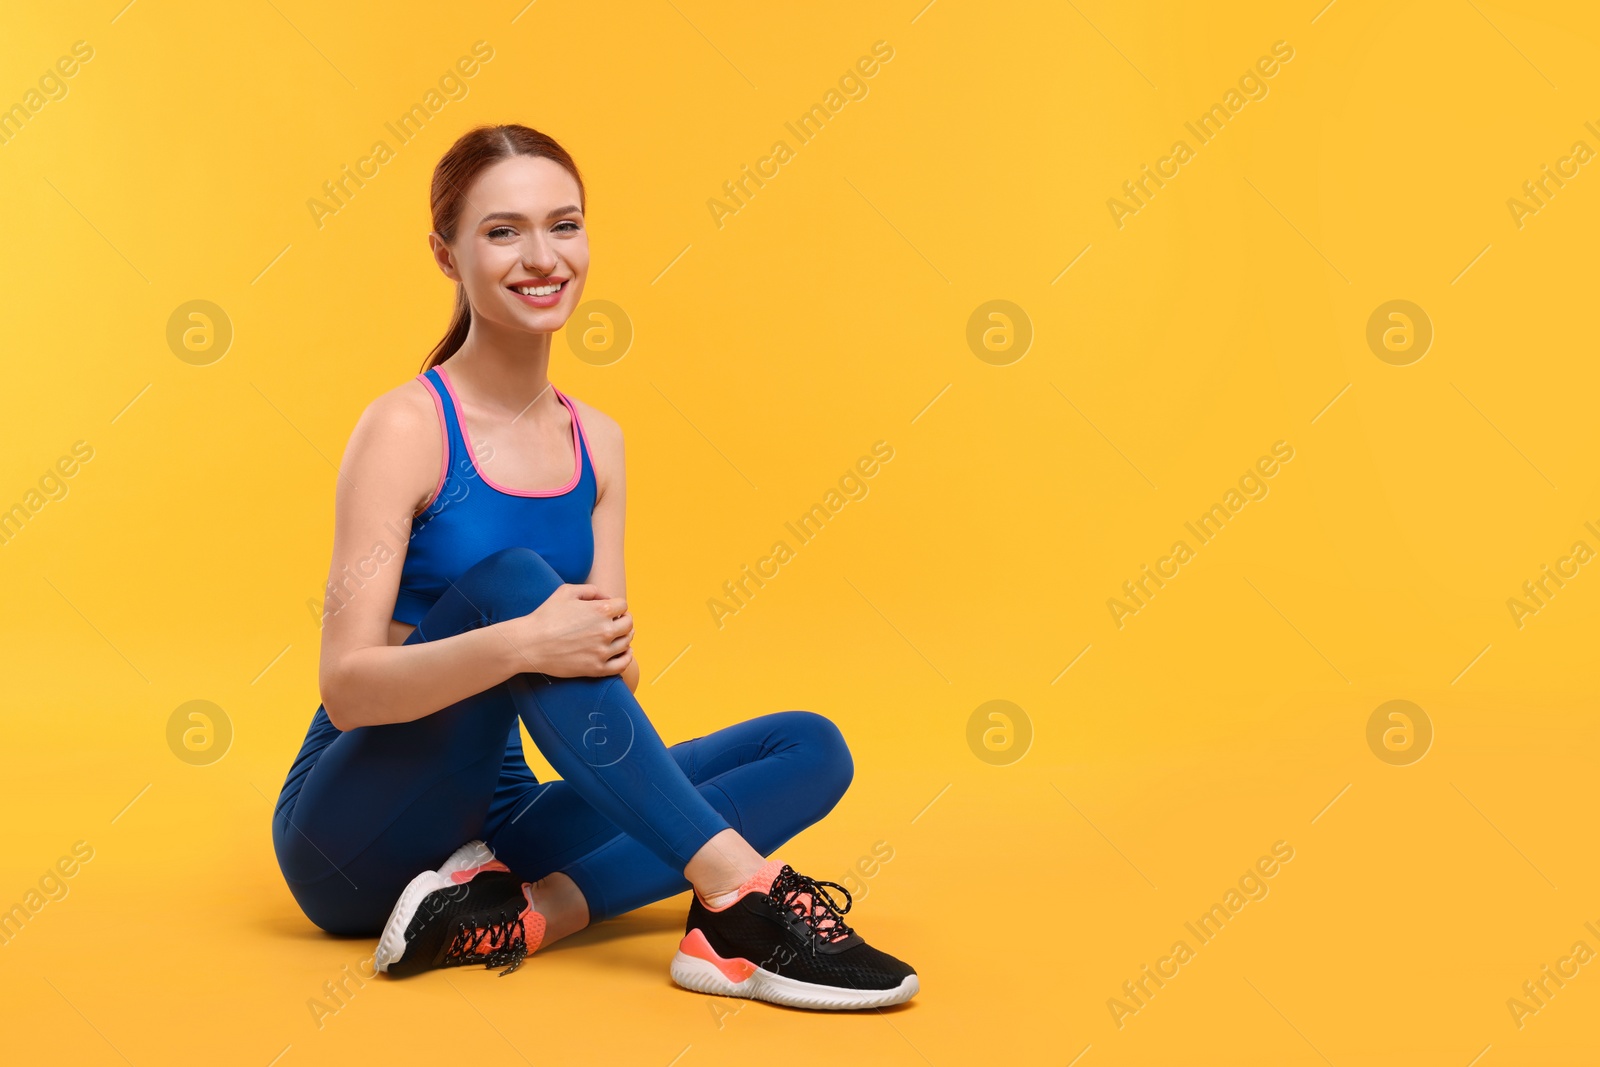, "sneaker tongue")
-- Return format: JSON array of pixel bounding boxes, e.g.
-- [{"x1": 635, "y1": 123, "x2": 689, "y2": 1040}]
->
[{"x1": 782, "y1": 886, "x2": 848, "y2": 943}]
